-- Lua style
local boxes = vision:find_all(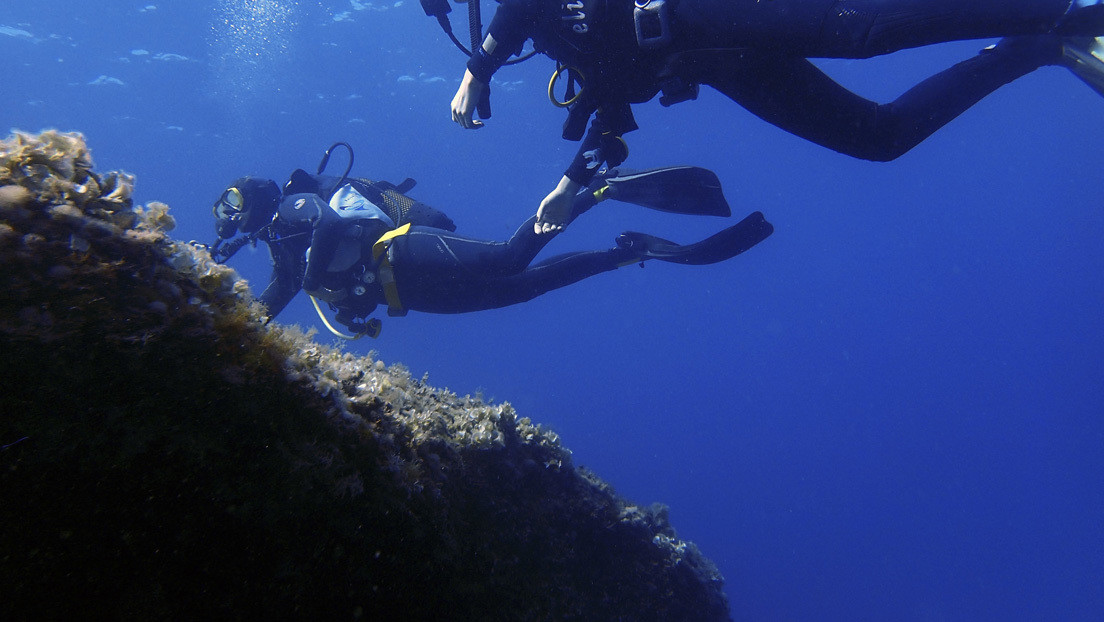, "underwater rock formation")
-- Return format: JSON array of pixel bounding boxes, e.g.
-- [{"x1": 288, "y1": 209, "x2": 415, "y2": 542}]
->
[{"x1": 0, "y1": 131, "x2": 731, "y2": 621}]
